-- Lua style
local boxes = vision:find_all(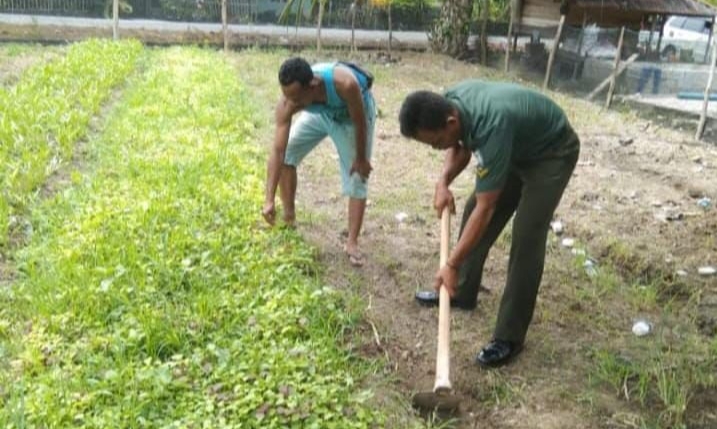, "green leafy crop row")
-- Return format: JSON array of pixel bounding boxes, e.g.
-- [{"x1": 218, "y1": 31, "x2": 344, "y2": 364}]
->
[
  {"x1": 0, "y1": 46, "x2": 383, "y2": 428},
  {"x1": 0, "y1": 39, "x2": 142, "y2": 245}
]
